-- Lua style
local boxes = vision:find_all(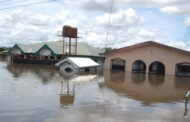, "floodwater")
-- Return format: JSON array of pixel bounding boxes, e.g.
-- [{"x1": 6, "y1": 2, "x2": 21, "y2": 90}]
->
[{"x1": 0, "y1": 61, "x2": 190, "y2": 122}]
